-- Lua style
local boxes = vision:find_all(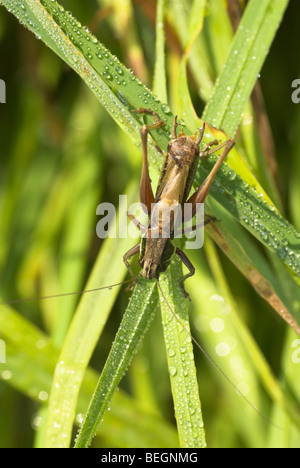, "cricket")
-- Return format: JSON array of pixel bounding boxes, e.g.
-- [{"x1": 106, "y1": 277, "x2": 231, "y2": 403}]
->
[{"x1": 124, "y1": 107, "x2": 234, "y2": 296}]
